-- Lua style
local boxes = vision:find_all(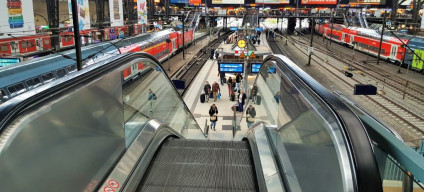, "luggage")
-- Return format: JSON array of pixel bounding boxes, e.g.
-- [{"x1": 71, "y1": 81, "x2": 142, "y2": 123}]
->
[
  {"x1": 209, "y1": 93, "x2": 213, "y2": 98},
  {"x1": 256, "y1": 95, "x2": 262, "y2": 105},
  {"x1": 200, "y1": 93, "x2": 205, "y2": 103},
  {"x1": 231, "y1": 93, "x2": 235, "y2": 101},
  {"x1": 231, "y1": 105, "x2": 239, "y2": 111}
]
